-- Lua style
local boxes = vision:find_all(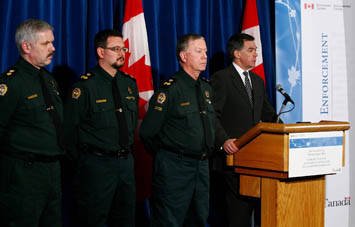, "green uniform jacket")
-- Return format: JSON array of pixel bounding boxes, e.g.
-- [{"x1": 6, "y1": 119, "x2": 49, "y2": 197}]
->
[
  {"x1": 64, "y1": 65, "x2": 139, "y2": 156},
  {"x1": 140, "y1": 69, "x2": 215, "y2": 155},
  {"x1": 0, "y1": 57, "x2": 63, "y2": 156}
]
